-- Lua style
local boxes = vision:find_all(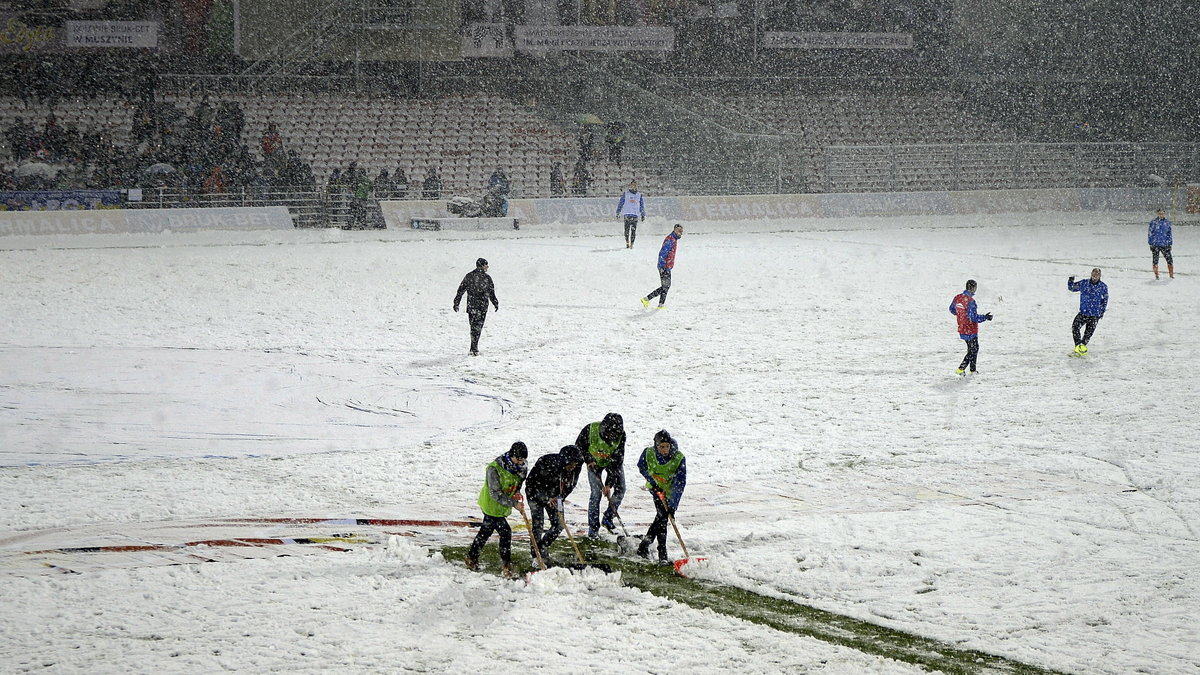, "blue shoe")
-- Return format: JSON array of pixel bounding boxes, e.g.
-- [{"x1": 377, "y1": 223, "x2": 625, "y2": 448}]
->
[
  {"x1": 601, "y1": 514, "x2": 616, "y2": 533},
  {"x1": 587, "y1": 528, "x2": 599, "y2": 539}
]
